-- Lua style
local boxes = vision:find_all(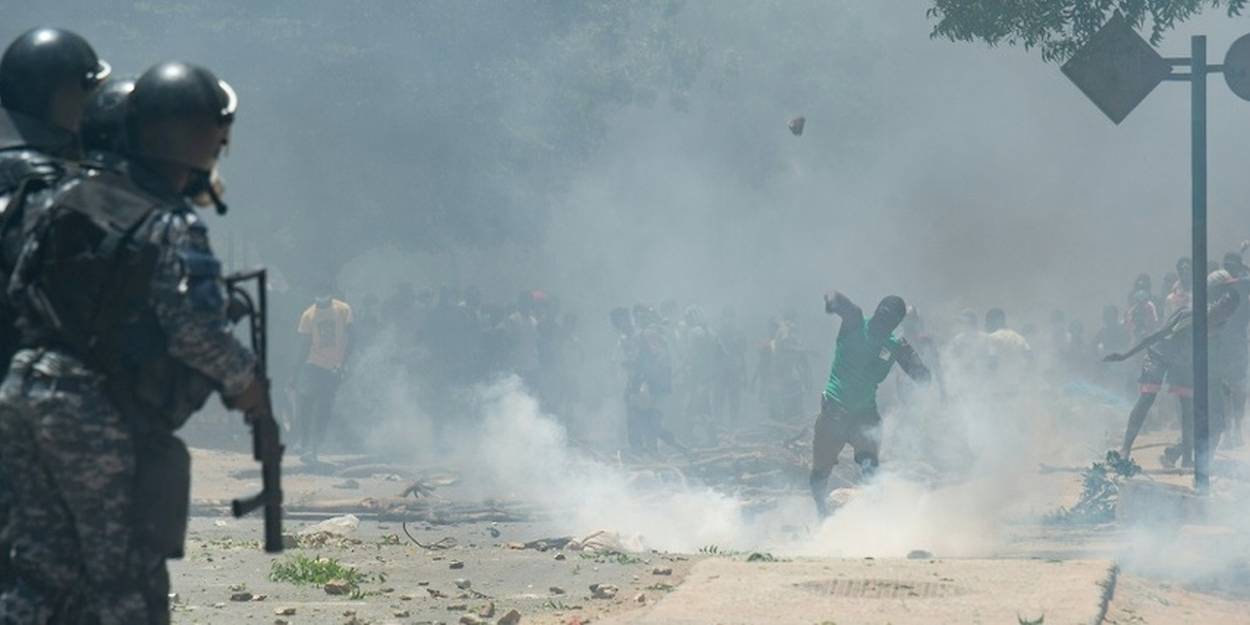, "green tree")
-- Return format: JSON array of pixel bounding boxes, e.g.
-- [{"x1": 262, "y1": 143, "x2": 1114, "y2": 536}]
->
[{"x1": 927, "y1": 0, "x2": 1248, "y2": 62}]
